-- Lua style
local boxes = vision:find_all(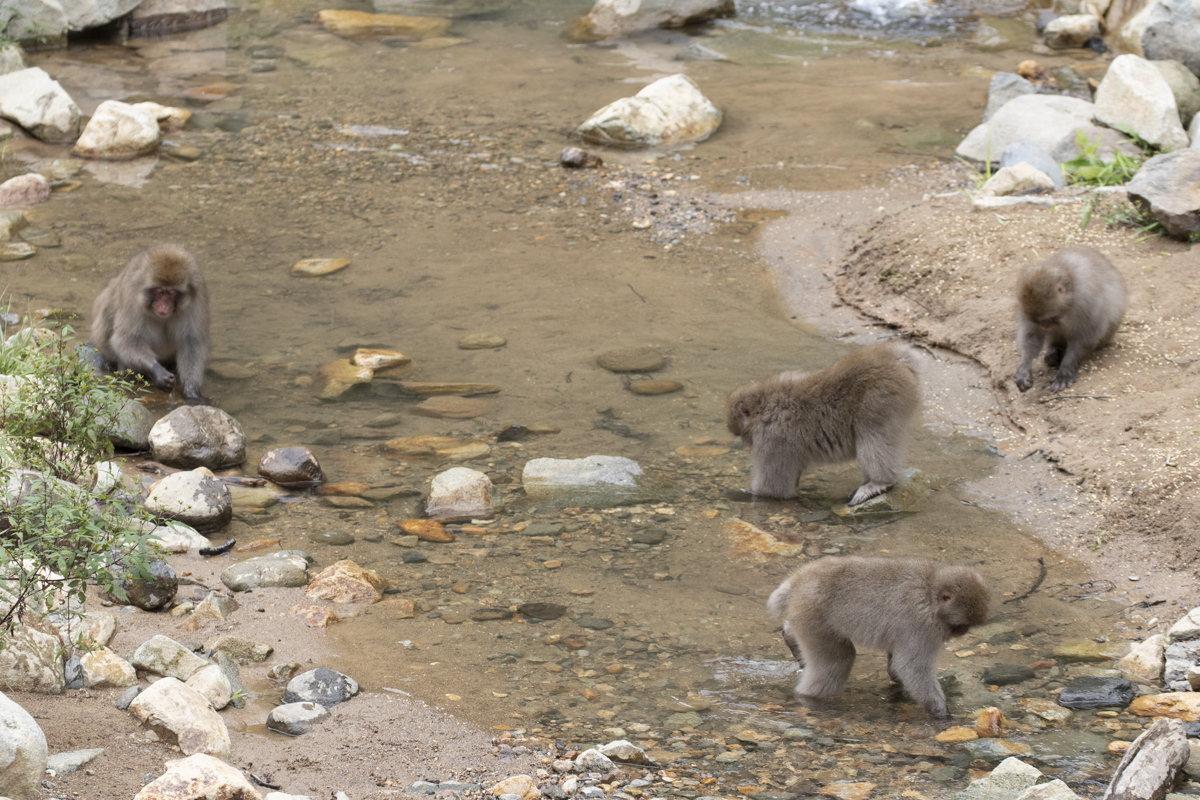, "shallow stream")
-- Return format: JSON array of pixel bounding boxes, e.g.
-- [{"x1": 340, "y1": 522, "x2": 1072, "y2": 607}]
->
[{"x1": 0, "y1": 0, "x2": 1158, "y2": 794}]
